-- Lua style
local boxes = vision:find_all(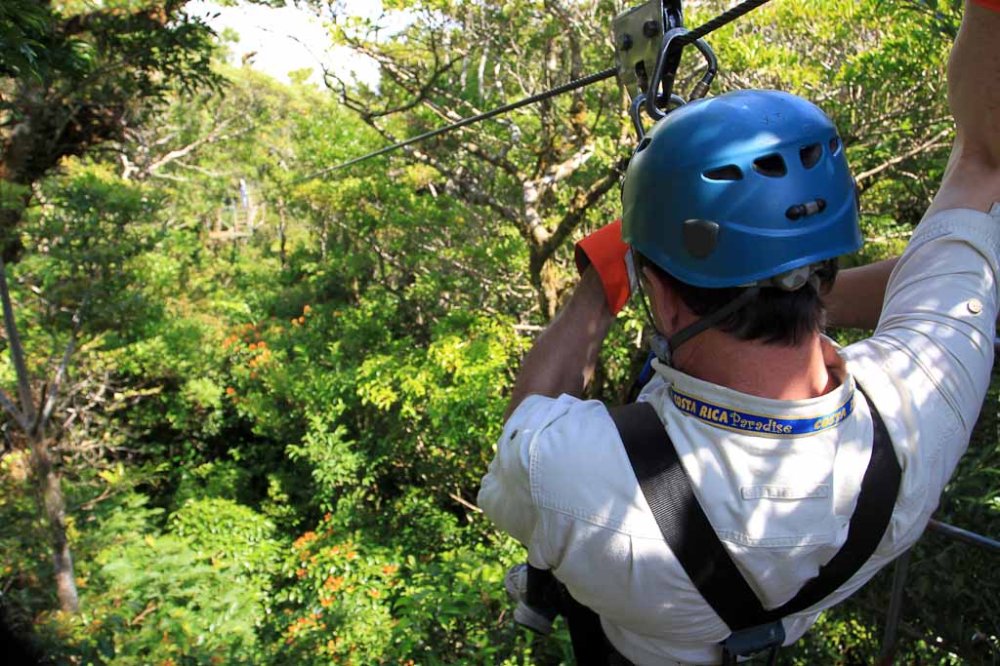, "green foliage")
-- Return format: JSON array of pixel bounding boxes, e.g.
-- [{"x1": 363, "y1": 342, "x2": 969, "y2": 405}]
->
[
  {"x1": 262, "y1": 514, "x2": 545, "y2": 665},
  {"x1": 37, "y1": 494, "x2": 279, "y2": 665},
  {"x1": 0, "y1": 0, "x2": 74, "y2": 81}
]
